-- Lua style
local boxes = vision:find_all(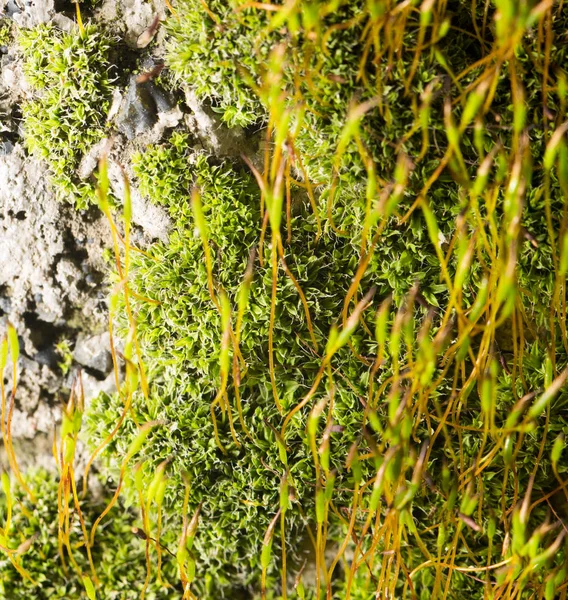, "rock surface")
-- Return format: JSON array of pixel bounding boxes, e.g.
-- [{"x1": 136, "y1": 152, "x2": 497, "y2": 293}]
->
[
  {"x1": 0, "y1": 0, "x2": 253, "y2": 475},
  {"x1": 184, "y1": 88, "x2": 256, "y2": 157},
  {"x1": 1, "y1": 0, "x2": 54, "y2": 28},
  {"x1": 107, "y1": 156, "x2": 172, "y2": 242},
  {"x1": 0, "y1": 144, "x2": 113, "y2": 456},
  {"x1": 117, "y1": 73, "x2": 183, "y2": 143},
  {"x1": 0, "y1": 145, "x2": 109, "y2": 340},
  {"x1": 73, "y1": 331, "x2": 113, "y2": 375},
  {"x1": 97, "y1": 0, "x2": 166, "y2": 48}
]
